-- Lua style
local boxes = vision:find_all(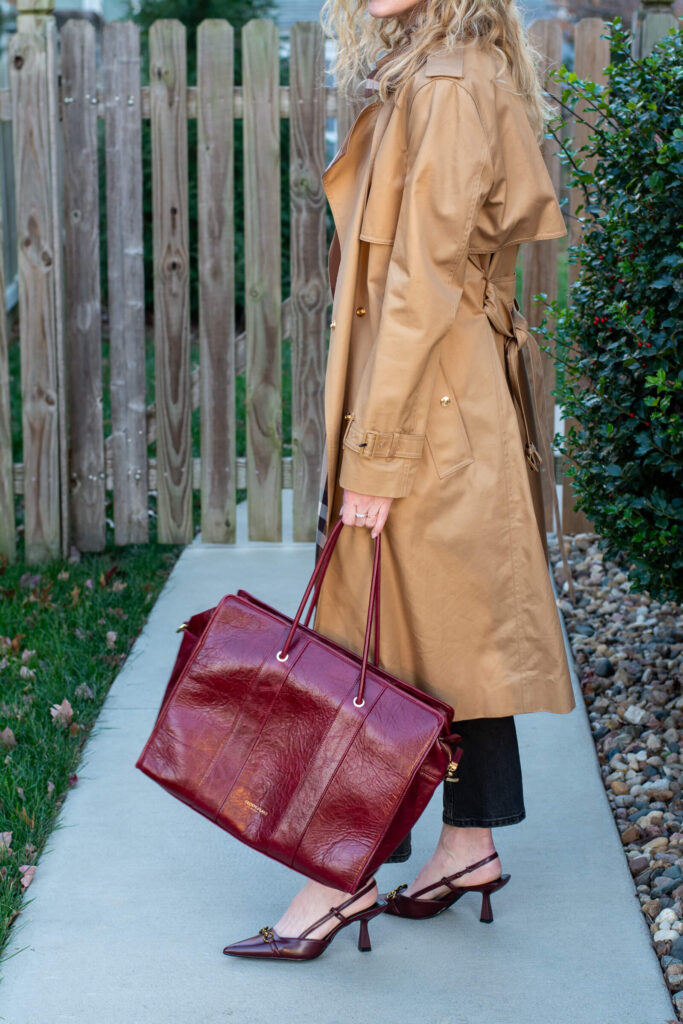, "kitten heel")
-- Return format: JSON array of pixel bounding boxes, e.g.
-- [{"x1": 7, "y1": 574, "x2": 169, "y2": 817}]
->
[
  {"x1": 478, "y1": 874, "x2": 511, "y2": 923},
  {"x1": 358, "y1": 915, "x2": 372, "y2": 952}
]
